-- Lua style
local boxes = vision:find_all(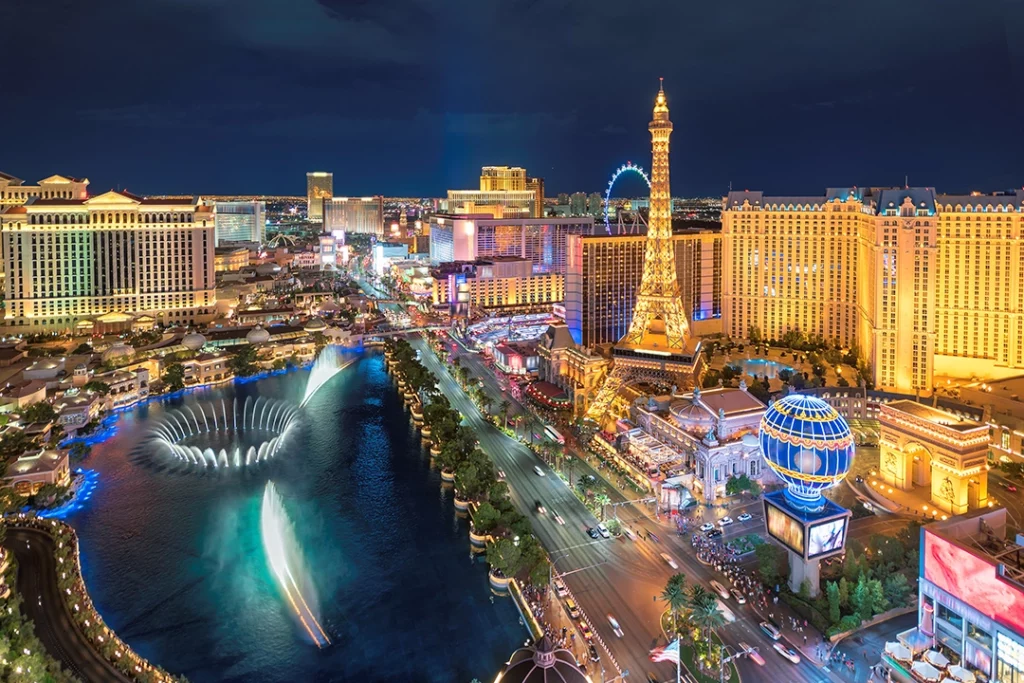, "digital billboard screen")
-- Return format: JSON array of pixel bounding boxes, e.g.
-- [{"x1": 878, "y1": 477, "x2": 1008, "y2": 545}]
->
[
  {"x1": 923, "y1": 530, "x2": 1024, "y2": 635},
  {"x1": 807, "y1": 518, "x2": 847, "y2": 559},
  {"x1": 765, "y1": 502, "x2": 804, "y2": 555}
]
